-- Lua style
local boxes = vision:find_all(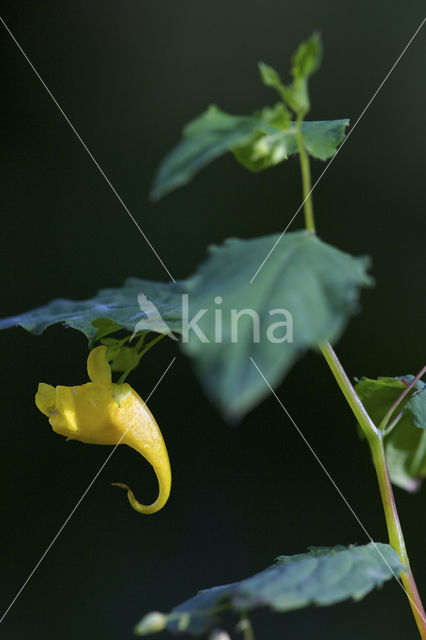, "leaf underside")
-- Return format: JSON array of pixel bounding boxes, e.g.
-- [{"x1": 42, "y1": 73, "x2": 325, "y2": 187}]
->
[
  {"x1": 135, "y1": 543, "x2": 404, "y2": 636},
  {"x1": 0, "y1": 279, "x2": 183, "y2": 344}
]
